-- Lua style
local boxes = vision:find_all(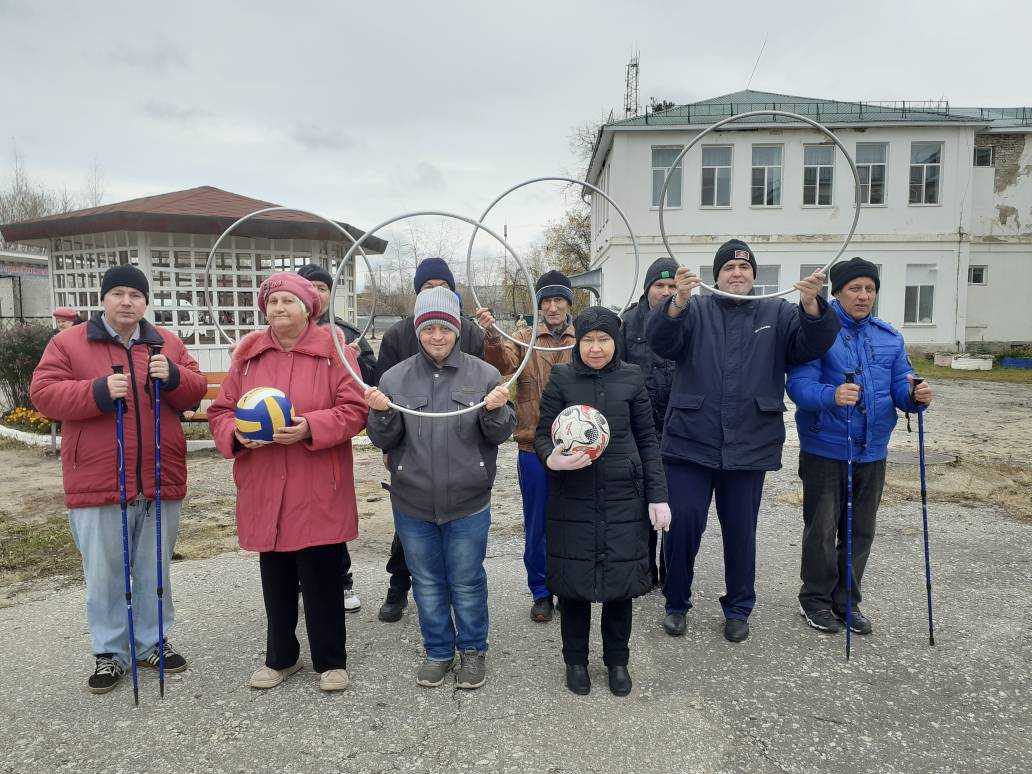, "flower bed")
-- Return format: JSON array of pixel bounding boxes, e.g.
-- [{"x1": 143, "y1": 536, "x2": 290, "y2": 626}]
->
[{"x1": 2, "y1": 407, "x2": 52, "y2": 434}]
